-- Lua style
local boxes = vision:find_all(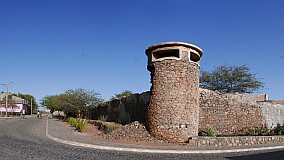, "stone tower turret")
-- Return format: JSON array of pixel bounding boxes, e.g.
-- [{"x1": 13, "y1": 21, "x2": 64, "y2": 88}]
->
[{"x1": 146, "y1": 42, "x2": 203, "y2": 143}]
